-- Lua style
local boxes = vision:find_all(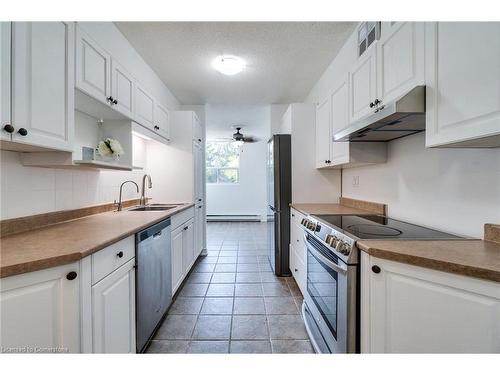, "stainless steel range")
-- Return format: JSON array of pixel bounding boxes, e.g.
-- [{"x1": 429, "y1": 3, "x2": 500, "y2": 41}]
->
[{"x1": 300, "y1": 214, "x2": 461, "y2": 354}]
